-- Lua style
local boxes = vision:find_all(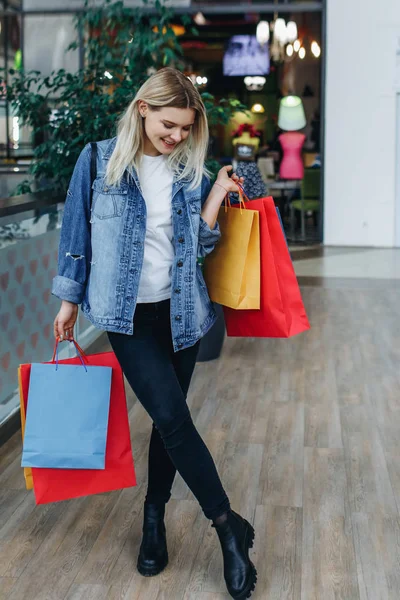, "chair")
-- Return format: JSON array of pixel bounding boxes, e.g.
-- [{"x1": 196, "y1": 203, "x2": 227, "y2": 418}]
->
[{"x1": 290, "y1": 168, "x2": 320, "y2": 240}]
